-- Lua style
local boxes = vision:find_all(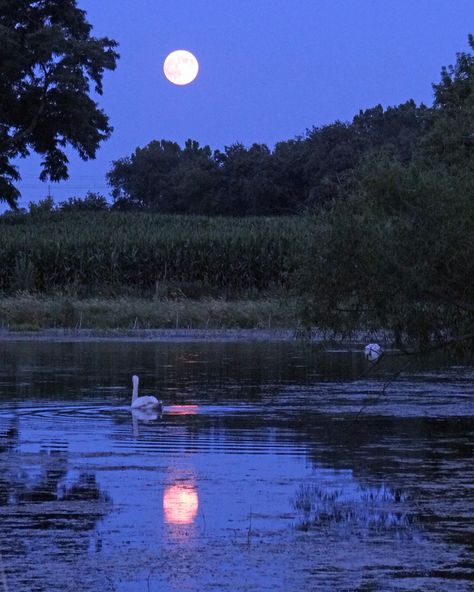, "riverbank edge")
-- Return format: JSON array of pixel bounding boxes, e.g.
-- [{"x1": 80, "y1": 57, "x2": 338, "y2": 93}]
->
[
  {"x1": 0, "y1": 327, "x2": 390, "y2": 345},
  {"x1": 0, "y1": 294, "x2": 298, "y2": 333},
  {"x1": 0, "y1": 327, "x2": 291, "y2": 343}
]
